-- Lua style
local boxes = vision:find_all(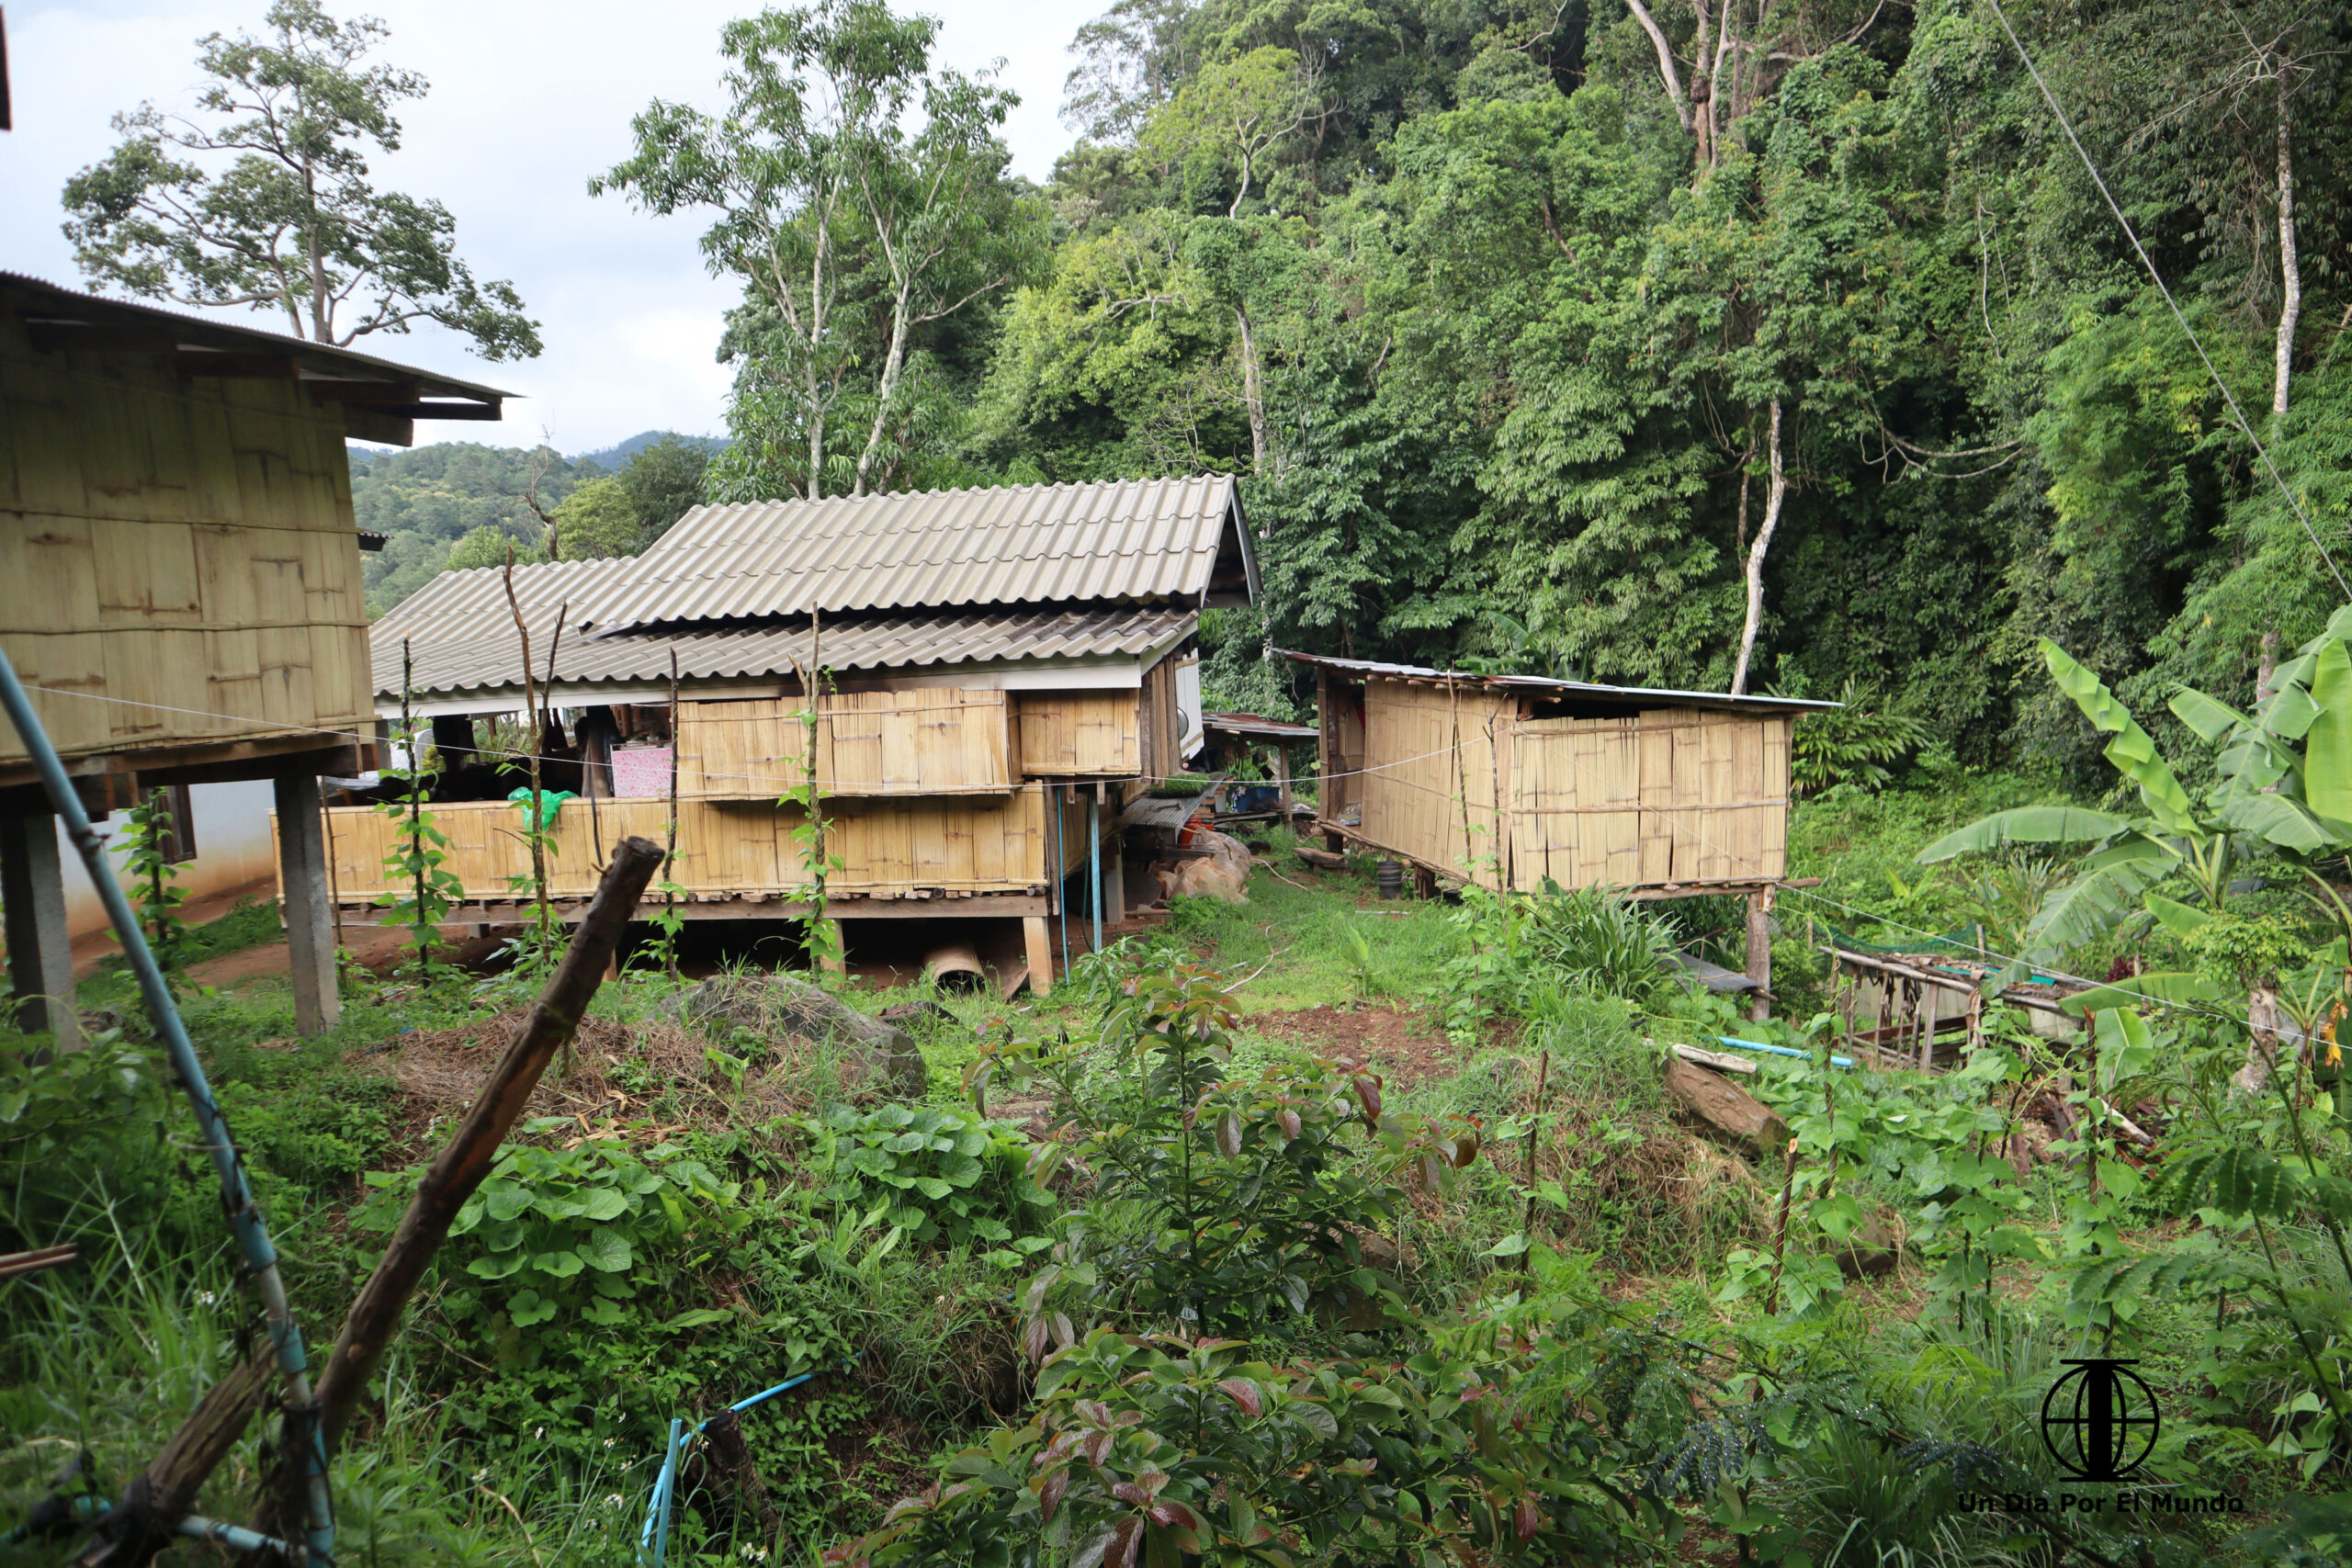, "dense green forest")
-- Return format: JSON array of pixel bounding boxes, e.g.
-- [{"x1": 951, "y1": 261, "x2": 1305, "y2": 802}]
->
[{"x1": 582, "y1": 0, "x2": 2352, "y2": 771}]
